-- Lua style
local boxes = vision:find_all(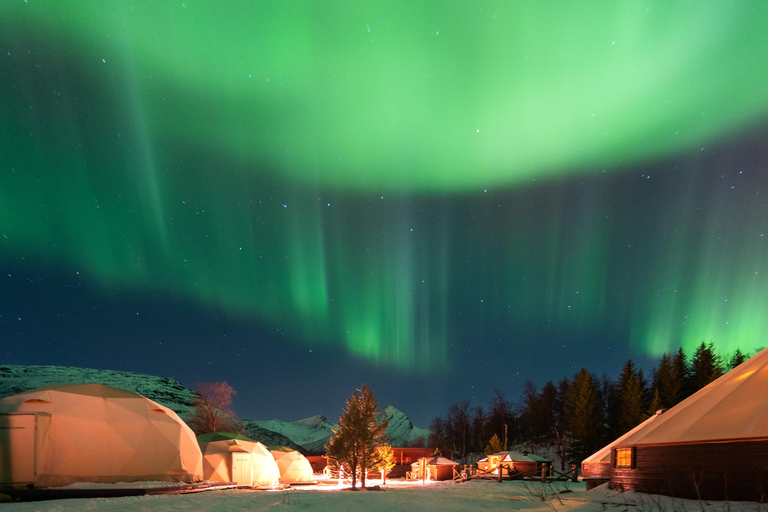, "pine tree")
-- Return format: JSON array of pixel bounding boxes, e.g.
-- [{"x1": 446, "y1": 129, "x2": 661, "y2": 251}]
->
[
  {"x1": 670, "y1": 348, "x2": 691, "y2": 403},
  {"x1": 563, "y1": 369, "x2": 604, "y2": 464},
  {"x1": 690, "y1": 342, "x2": 724, "y2": 391},
  {"x1": 325, "y1": 384, "x2": 388, "y2": 489},
  {"x1": 372, "y1": 444, "x2": 395, "y2": 484},
  {"x1": 646, "y1": 388, "x2": 663, "y2": 417},
  {"x1": 485, "y1": 433, "x2": 504, "y2": 455},
  {"x1": 616, "y1": 360, "x2": 647, "y2": 435},
  {"x1": 728, "y1": 348, "x2": 747, "y2": 370}
]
